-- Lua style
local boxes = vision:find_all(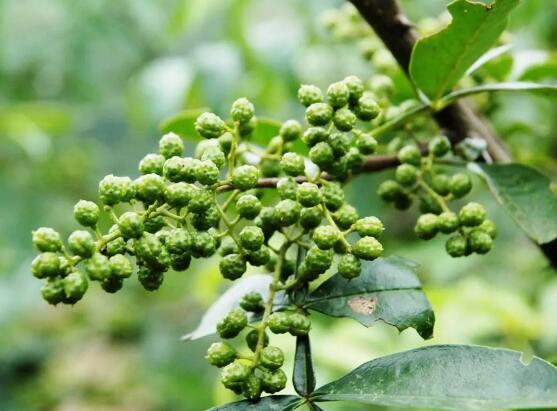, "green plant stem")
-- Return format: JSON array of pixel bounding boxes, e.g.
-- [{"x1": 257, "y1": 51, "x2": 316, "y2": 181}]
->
[
  {"x1": 418, "y1": 179, "x2": 450, "y2": 213},
  {"x1": 228, "y1": 125, "x2": 239, "y2": 179},
  {"x1": 319, "y1": 203, "x2": 351, "y2": 252},
  {"x1": 214, "y1": 193, "x2": 242, "y2": 250},
  {"x1": 372, "y1": 103, "x2": 430, "y2": 138}
]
